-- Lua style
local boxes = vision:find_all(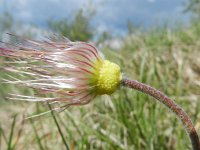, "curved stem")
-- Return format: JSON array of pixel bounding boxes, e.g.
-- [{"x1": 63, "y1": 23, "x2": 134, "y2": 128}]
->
[{"x1": 121, "y1": 78, "x2": 200, "y2": 150}]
